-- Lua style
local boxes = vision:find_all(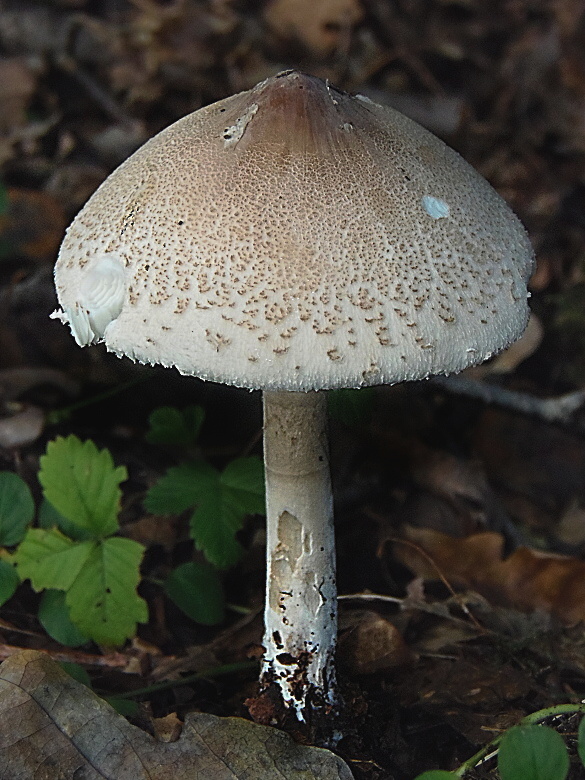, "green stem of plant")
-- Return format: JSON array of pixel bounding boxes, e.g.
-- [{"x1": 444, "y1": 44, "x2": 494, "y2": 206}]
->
[
  {"x1": 46, "y1": 376, "x2": 146, "y2": 425},
  {"x1": 114, "y1": 660, "x2": 258, "y2": 700},
  {"x1": 455, "y1": 703, "x2": 585, "y2": 776},
  {"x1": 225, "y1": 602, "x2": 253, "y2": 615}
]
